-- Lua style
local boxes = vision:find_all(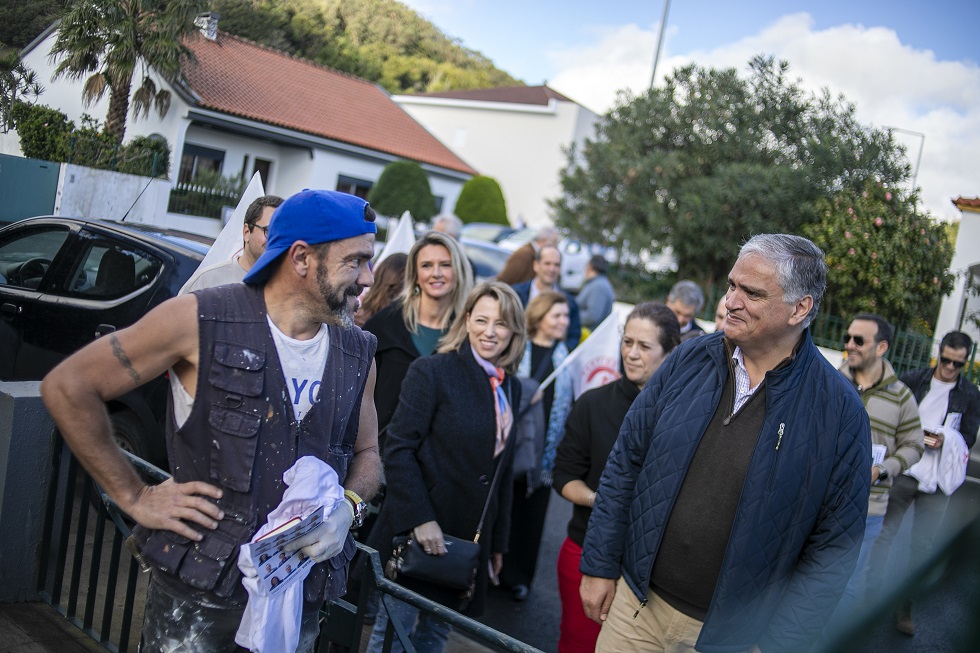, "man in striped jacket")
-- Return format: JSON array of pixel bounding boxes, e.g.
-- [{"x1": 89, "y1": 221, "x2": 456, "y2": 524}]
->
[{"x1": 836, "y1": 313, "x2": 924, "y2": 613}]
